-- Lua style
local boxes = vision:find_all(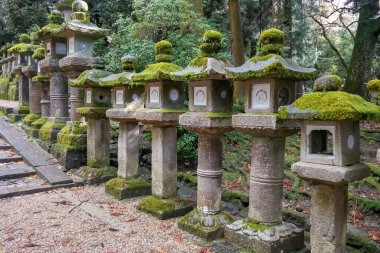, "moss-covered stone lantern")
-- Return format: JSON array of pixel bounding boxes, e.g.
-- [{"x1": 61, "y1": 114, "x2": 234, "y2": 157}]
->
[
  {"x1": 21, "y1": 34, "x2": 45, "y2": 137},
  {"x1": 8, "y1": 34, "x2": 32, "y2": 121},
  {"x1": 37, "y1": 10, "x2": 69, "y2": 151},
  {"x1": 31, "y1": 48, "x2": 50, "y2": 138},
  {"x1": 70, "y1": 58, "x2": 117, "y2": 184},
  {"x1": 171, "y1": 30, "x2": 234, "y2": 239},
  {"x1": 0, "y1": 44, "x2": 18, "y2": 101},
  {"x1": 55, "y1": 0, "x2": 74, "y2": 21},
  {"x1": 52, "y1": 0, "x2": 107, "y2": 170},
  {"x1": 103, "y1": 54, "x2": 150, "y2": 200},
  {"x1": 368, "y1": 79, "x2": 380, "y2": 161},
  {"x1": 224, "y1": 28, "x2": 317, "y2": 253},
  {"x1": 285, "y1": 75, "x2": 376, "y2": 253},
  {"x1": 133, "y1": 41, "x2": 192, "y2": 220}
]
